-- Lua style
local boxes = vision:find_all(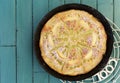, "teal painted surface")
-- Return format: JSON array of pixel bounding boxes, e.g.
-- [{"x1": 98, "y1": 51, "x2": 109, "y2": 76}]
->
[
  {"x1": 98, "y1": 0, "x2": 113, "y2": 21},
  {"x1": 49, "y1": 75, "x2": 61, "y2": 83},
  {"x1": 64, "y1": 0, "x2": 80, "y2": 3},
  {"x1": 34, "y1": 72, "x2": 49, "y2": 83},
  {"x1": 33, "y1": 0, "x2": 49, "y2": 73},
  {"x1": 16, "y1": 0, "x2": 33, "y2": 83},
  {"x1": 0, "y1": 47, "x2": 16, "y2": 83},
  {"x1": 0, "y1": 0, "x2": 15, "y2": 45},
  {"x1": 49, "y1": 0, "x2": 64, "y2": 11},
  {"x1": 114, "y1": 0, "x2": 120, "y2": 27},
  {"x1": 0, "y1": 0, "x2": 120, "y2": 83},
  {"x1": 33, "y1": 0, "x2": 49, "y2": 82},
  {"x1": 81, "y1": 0, "x2": 96, "y2": 8}
]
